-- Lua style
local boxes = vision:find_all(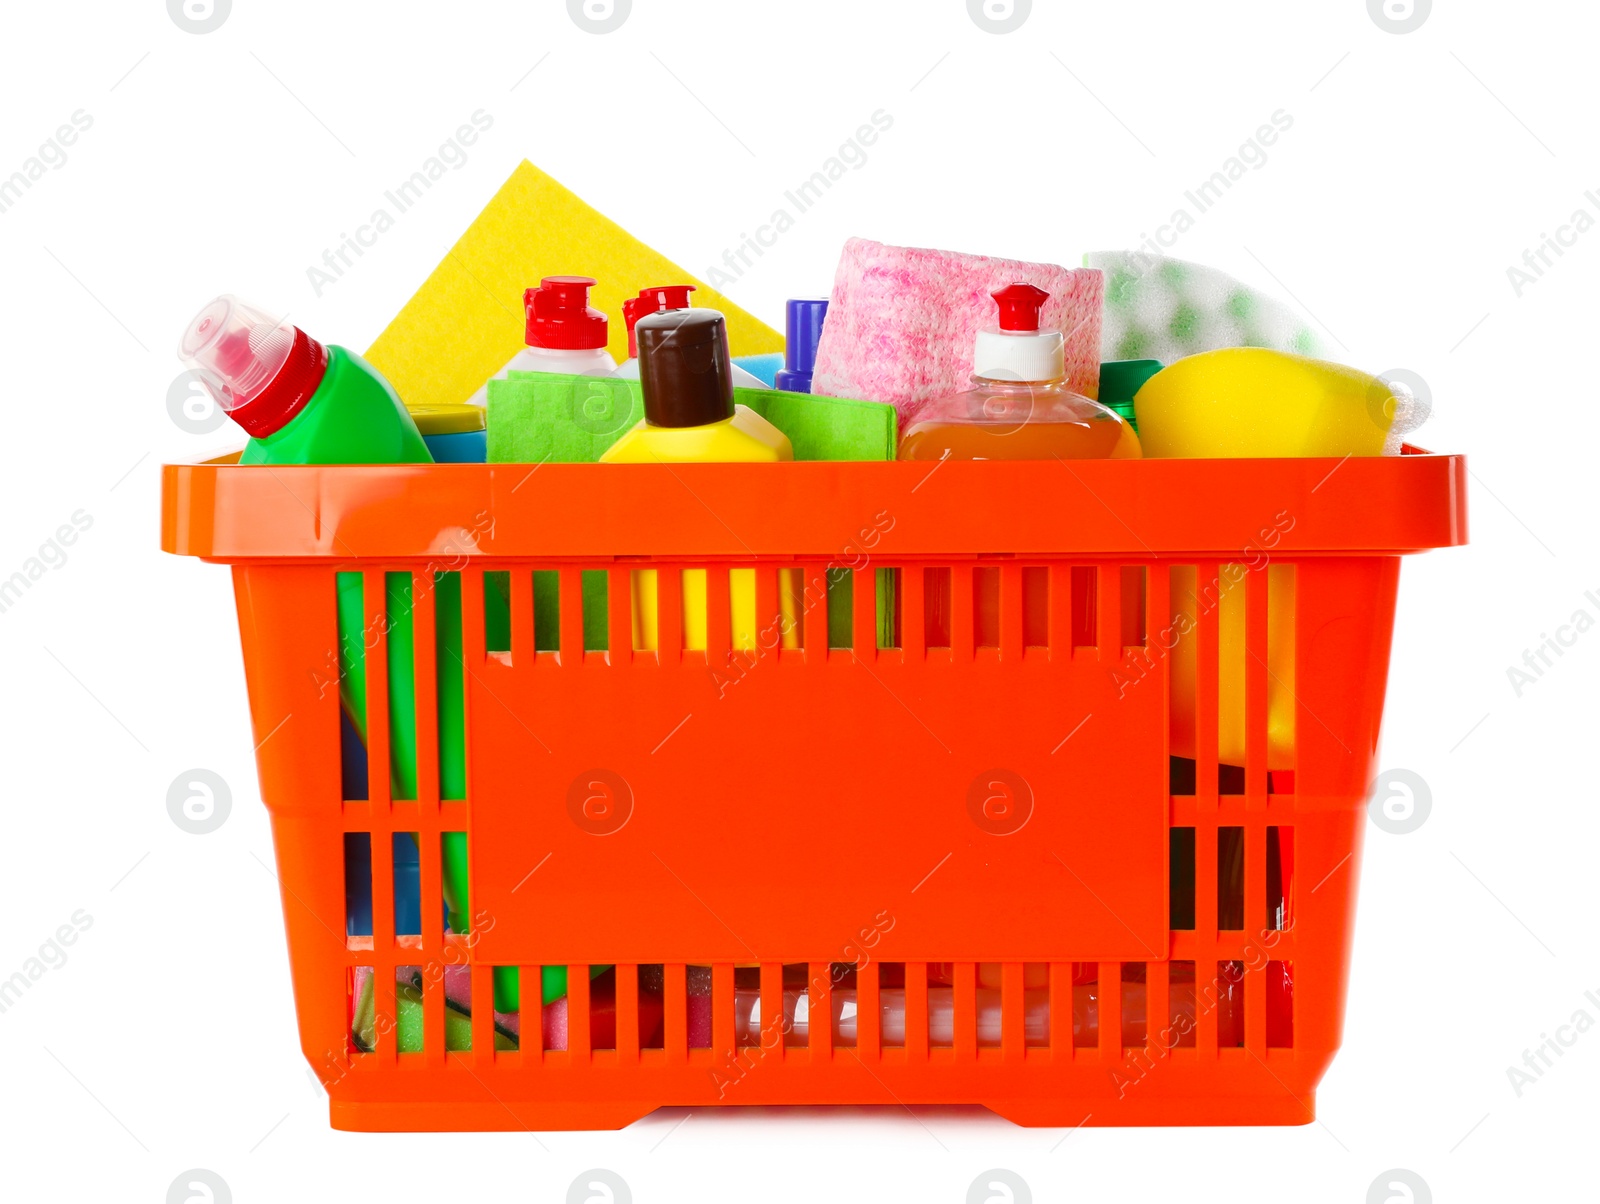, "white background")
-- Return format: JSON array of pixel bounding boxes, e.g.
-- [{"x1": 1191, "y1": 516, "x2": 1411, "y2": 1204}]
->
[{"x1": 1, "y1": 0, "x2": 1594, "y2": 1200}]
